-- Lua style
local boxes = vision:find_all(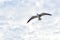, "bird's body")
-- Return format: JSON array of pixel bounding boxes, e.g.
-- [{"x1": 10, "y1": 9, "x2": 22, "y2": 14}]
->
[{"x1": 27, "y1": 13, "x2": 52, "y2": 23}]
